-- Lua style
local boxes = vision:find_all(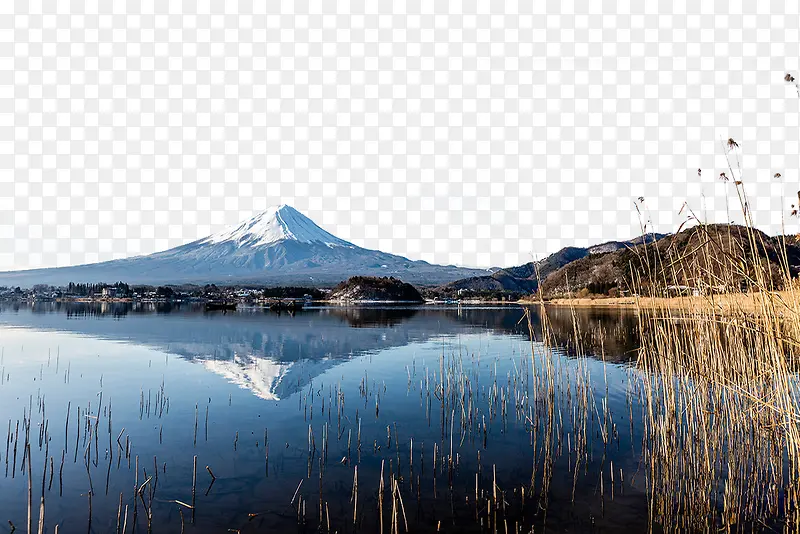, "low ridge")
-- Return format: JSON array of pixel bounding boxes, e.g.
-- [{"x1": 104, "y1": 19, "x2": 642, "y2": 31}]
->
[{"x1": 435, "y1": 233, "x2": 668, "y2": 298}]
